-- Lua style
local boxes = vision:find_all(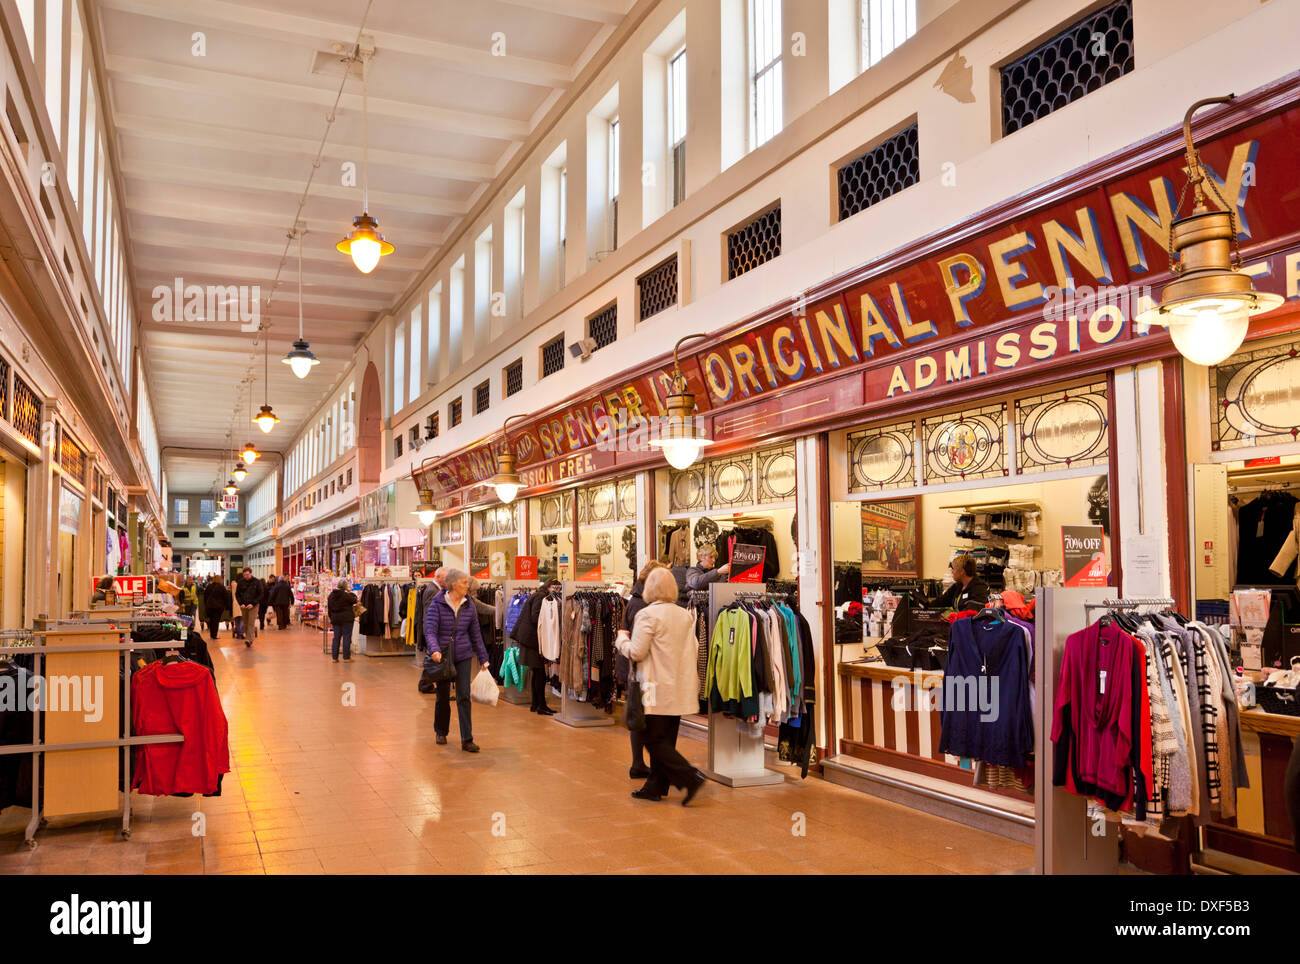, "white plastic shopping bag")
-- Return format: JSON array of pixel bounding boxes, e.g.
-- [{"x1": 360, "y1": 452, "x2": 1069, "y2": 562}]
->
[{"x1": 470, "y1": 667, "x2": 499, "y2": 706}]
